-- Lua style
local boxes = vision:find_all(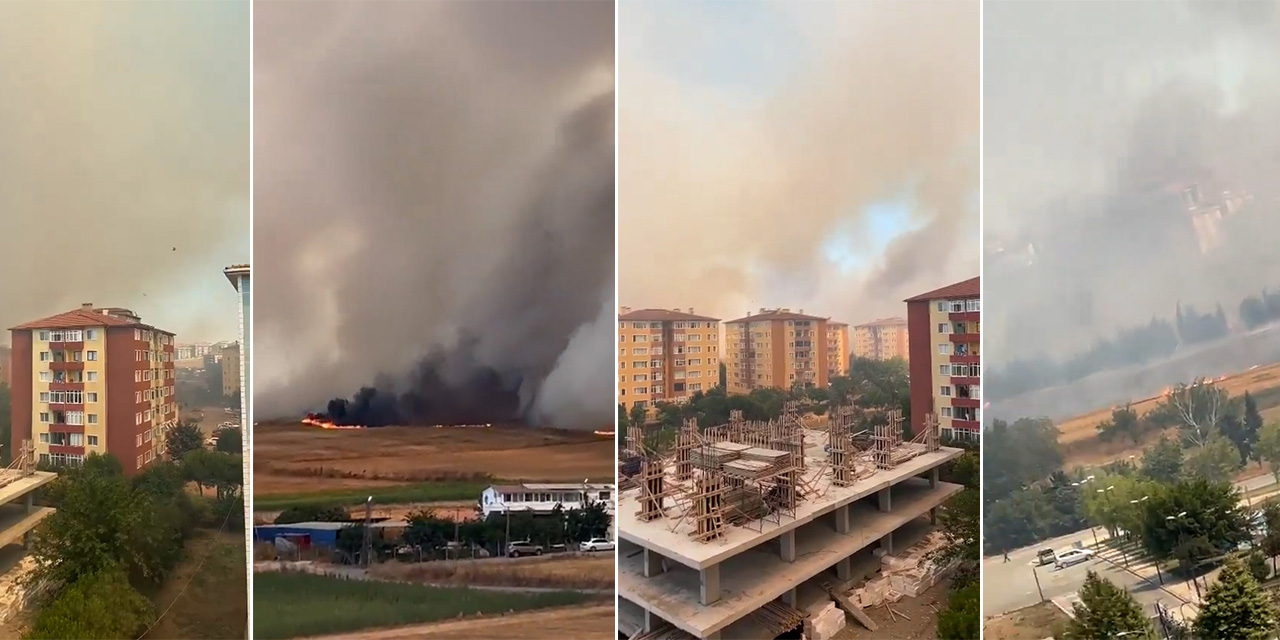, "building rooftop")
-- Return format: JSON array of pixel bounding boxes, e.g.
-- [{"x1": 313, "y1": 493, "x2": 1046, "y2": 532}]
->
[
  {"x1": 490, "y1": 482, "x2": 615, "y2": 493},
  {"x1": 224, "y1": 264, "x2": 250, "y2": 288},
  {"x1": 903, "y1": 276, "x2": 980, "y2": 302},
  {"x1": 855, "y1": 316, "x2": 907, "y2": 328},
  {"x1": 10, "y1": 305, "x2": 173, "y2": 334},
  {"x1": 725, "y1": 308, "x2": 828, "y2": 324},
  {"x1": 620, "y1": 308, "x2": 720, "y2": 323}
]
